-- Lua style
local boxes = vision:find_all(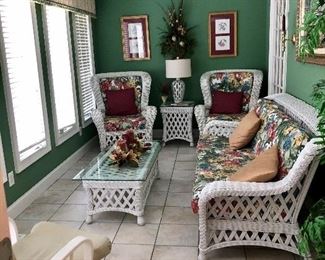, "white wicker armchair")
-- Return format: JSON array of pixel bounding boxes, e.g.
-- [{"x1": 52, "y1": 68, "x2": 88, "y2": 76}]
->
[
  {"x1": 91, "y1": 71, "x2": 157, "y2": 151},
  {"x1": 197, "y1": 93, "x2": 321, "y2": 260},
  {"x1": 195, "y1": 69, "x2": 263, "y2": 137}
]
